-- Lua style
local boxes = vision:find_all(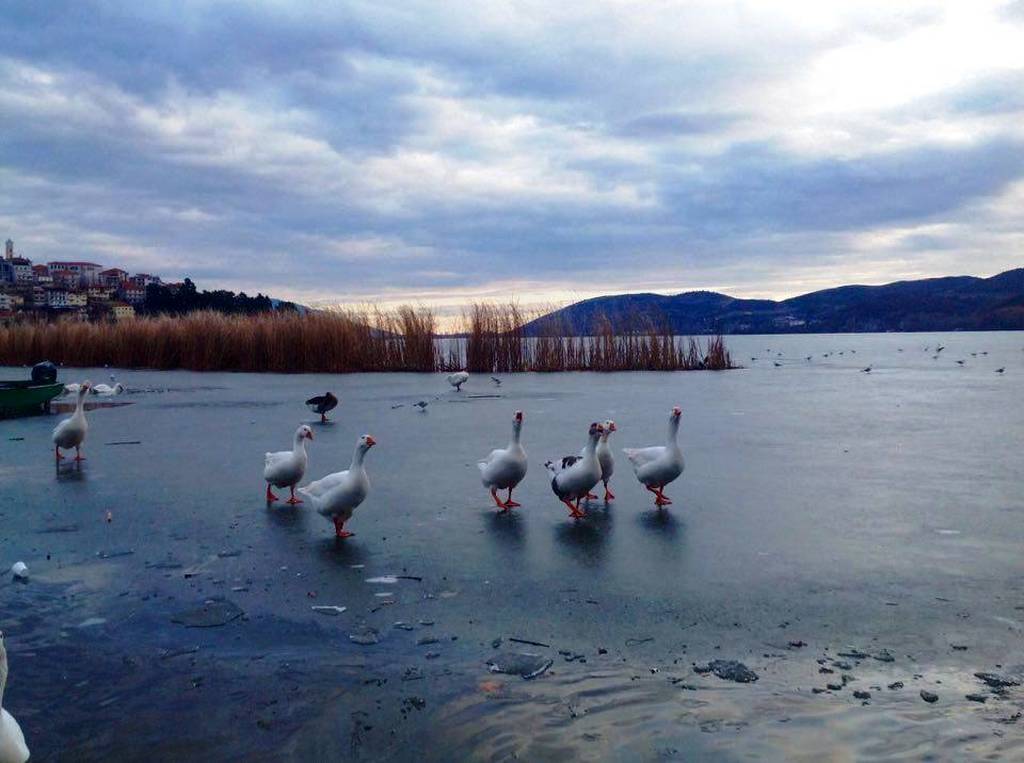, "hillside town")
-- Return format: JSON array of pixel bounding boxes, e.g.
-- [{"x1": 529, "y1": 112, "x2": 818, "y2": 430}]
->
[{"x1": 0, "y1": 237, "x2": 181, "y2": 322}]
